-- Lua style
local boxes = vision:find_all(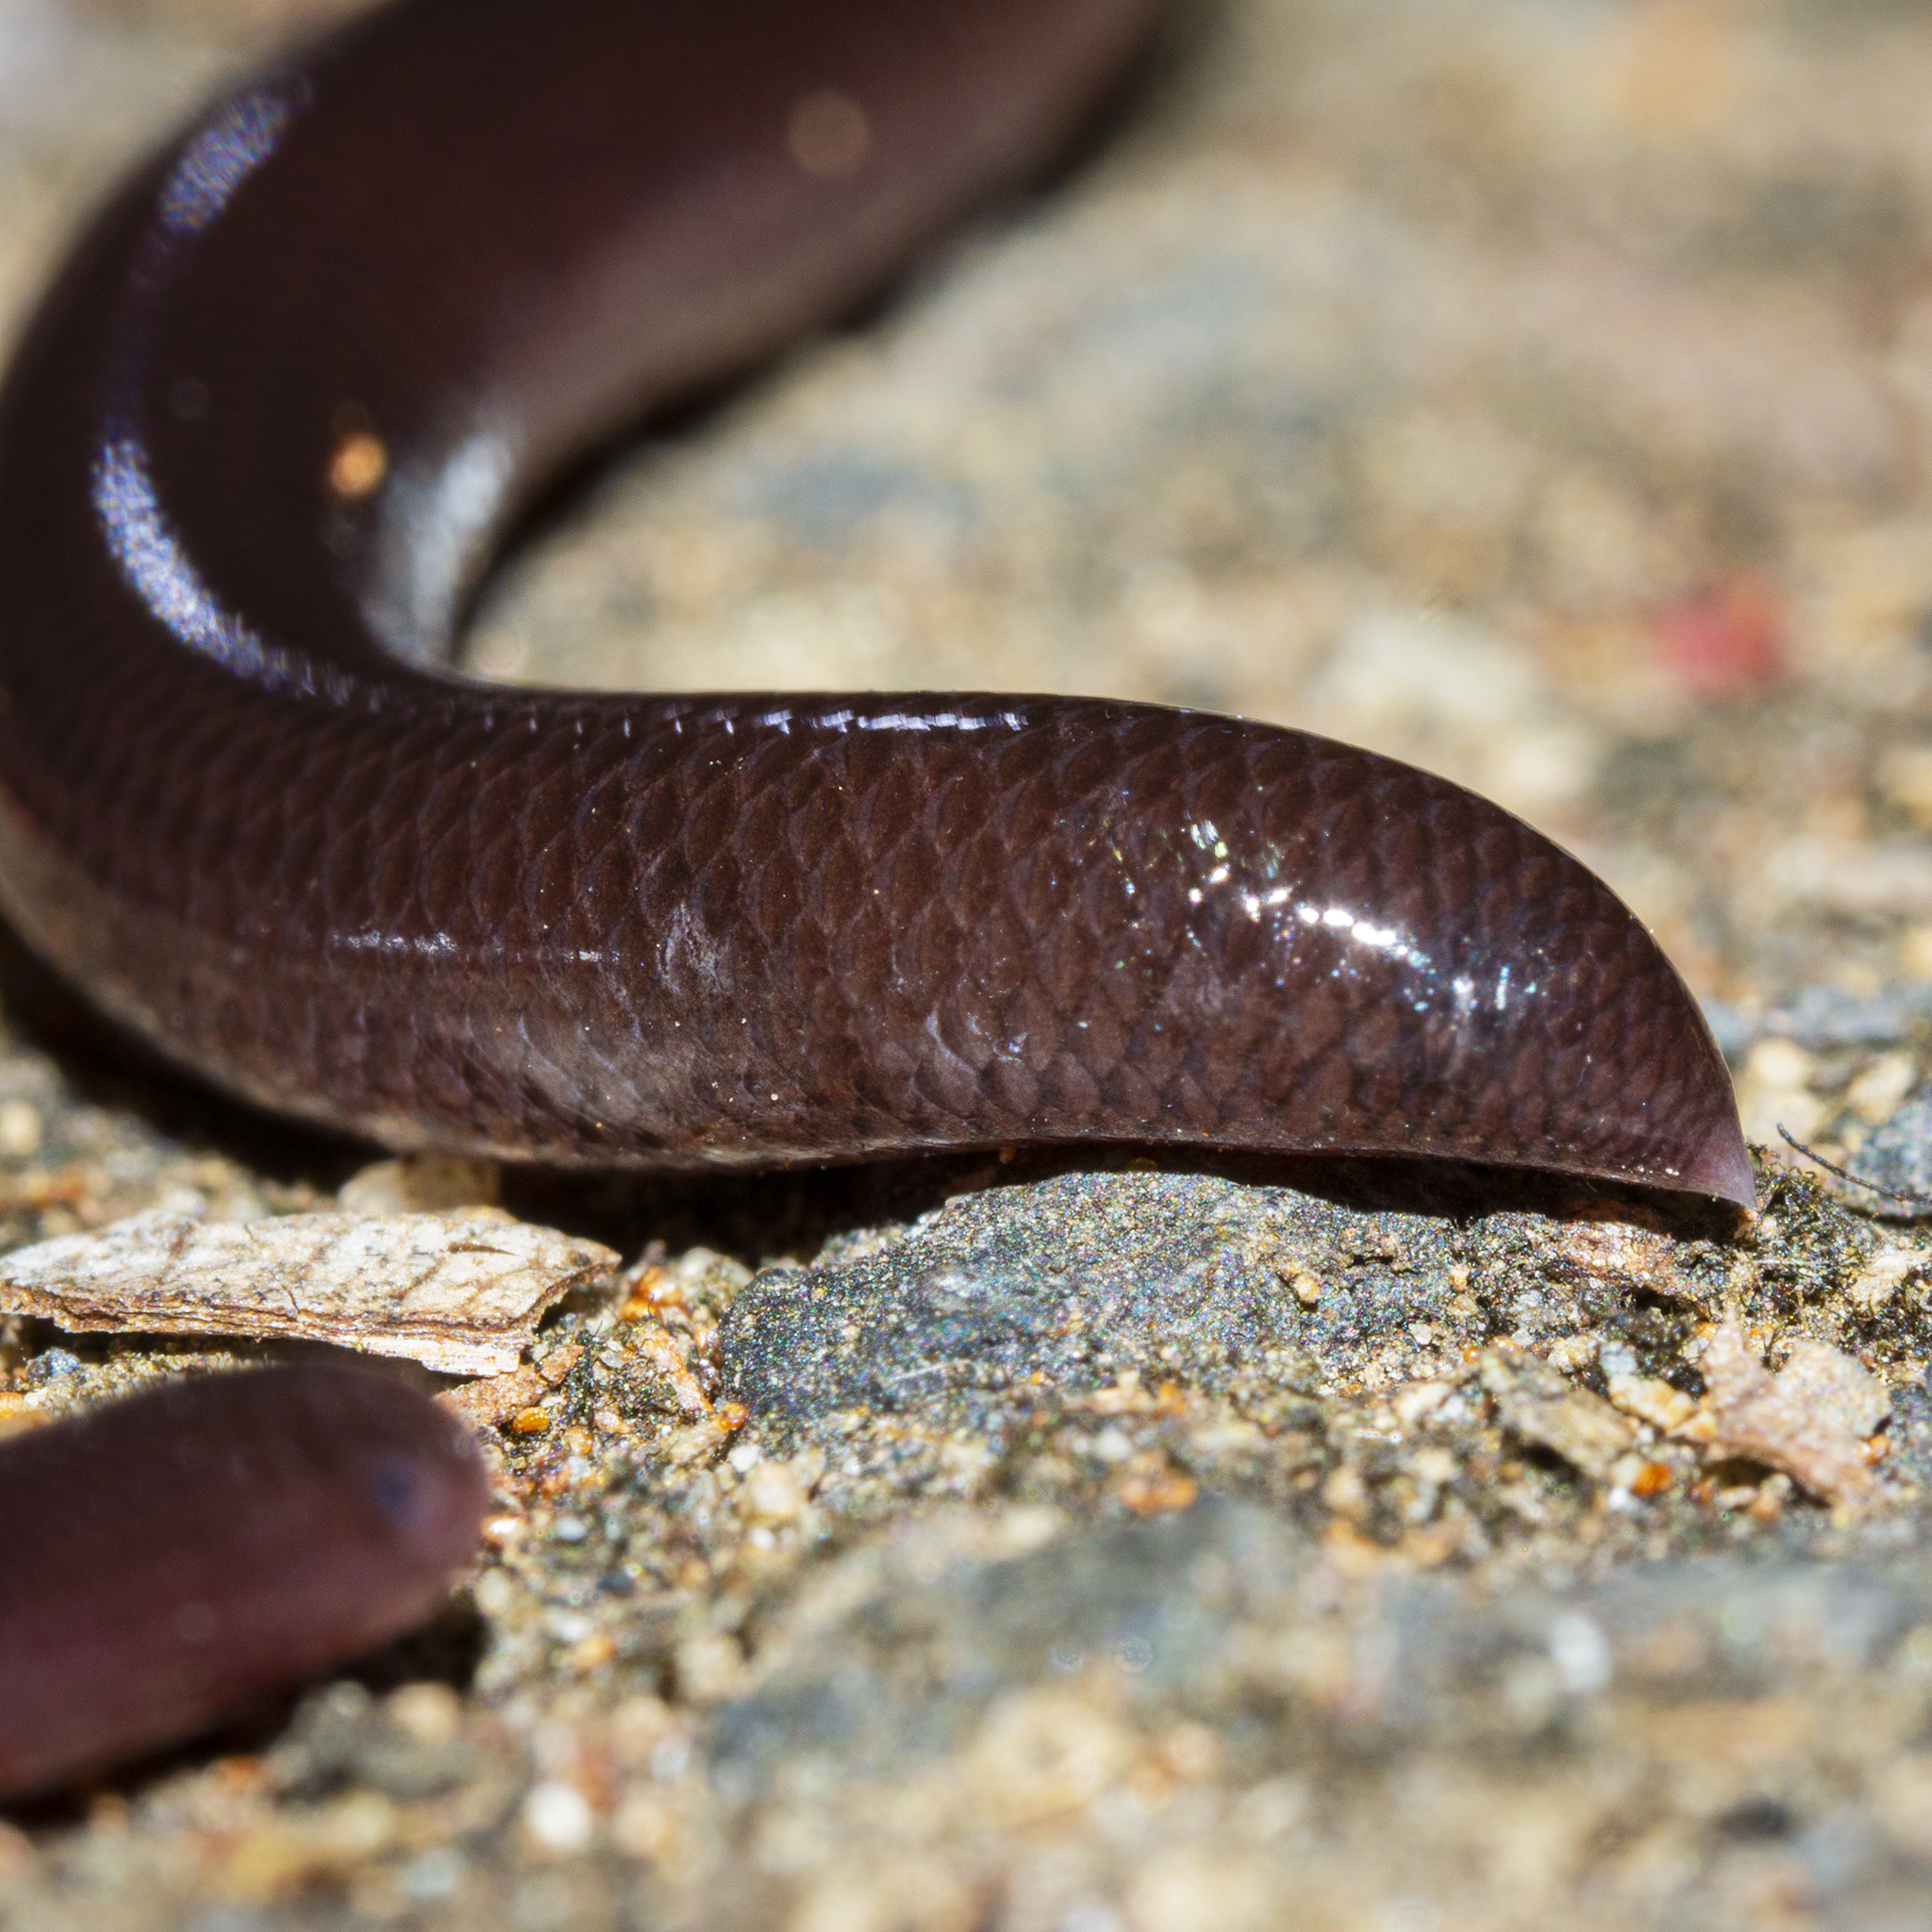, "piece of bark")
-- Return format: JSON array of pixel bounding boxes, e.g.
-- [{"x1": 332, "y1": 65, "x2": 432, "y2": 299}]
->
[{"x1": 0, "y1": 1208, "x2": 619, "y2": 1376}]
